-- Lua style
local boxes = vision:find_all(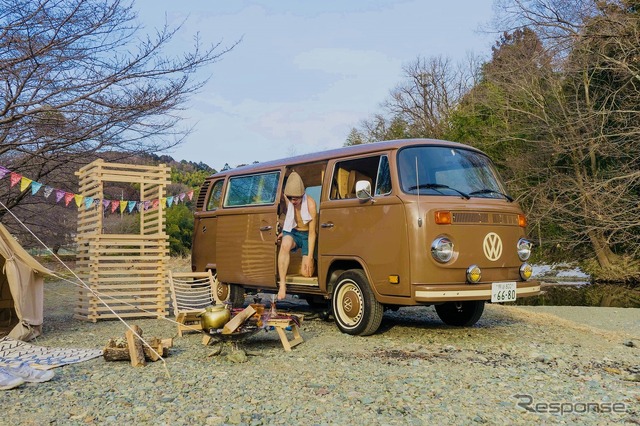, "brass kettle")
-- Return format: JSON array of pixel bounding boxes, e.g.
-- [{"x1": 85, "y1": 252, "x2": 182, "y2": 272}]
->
[{"x1": 198, "y1": 304, "x2": 231, "y2": 331}]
